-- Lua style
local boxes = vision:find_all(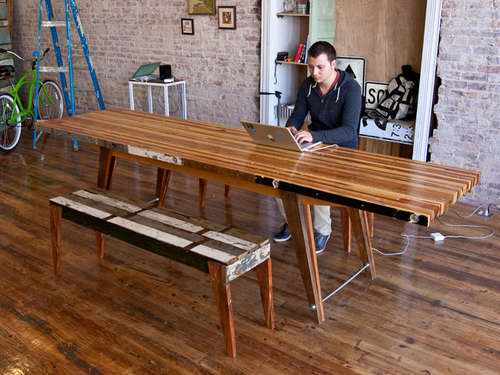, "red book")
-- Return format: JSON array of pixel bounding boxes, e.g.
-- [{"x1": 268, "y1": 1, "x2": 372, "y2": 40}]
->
[{"x1": 294, "y1": 43, "x2": 304, "y2": 63}]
